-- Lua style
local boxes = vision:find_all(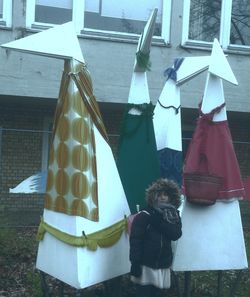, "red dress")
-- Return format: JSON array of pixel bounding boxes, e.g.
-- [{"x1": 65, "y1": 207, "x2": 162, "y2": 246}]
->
[{"x1": 183, "y1": 103, "x2": 245, "y2": 200}]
